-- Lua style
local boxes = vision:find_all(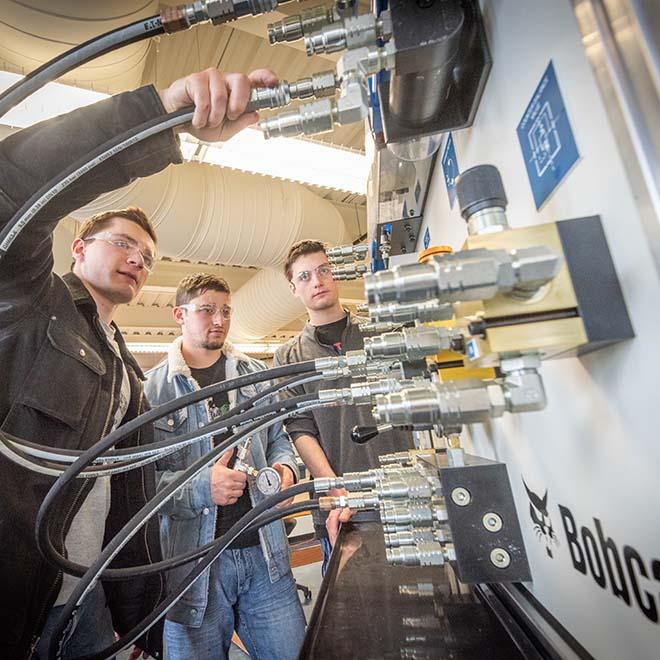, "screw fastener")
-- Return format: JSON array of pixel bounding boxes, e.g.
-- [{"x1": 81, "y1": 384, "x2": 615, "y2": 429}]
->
[
  {"x1": 490, "y1": 548, "x2": 511, "y2": 569},
  {"x1": 451, "y1": 487, "x2": 471, "y2": 507},
  {"x1": 483, "y1": 512, "x2": 503, "y2": 532}
]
